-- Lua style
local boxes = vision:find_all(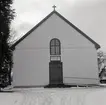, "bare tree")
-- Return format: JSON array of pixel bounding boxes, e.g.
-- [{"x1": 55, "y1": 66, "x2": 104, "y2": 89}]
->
[
  {"x1": 8, "y1": 28, "x2": 18, "y2": 45},
  {"x1": 97, "y1": 50, "x2": 106, "y2": 81},
  {"x1": 97, "y1": 50, "x2": 104, "y2": 72}
]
